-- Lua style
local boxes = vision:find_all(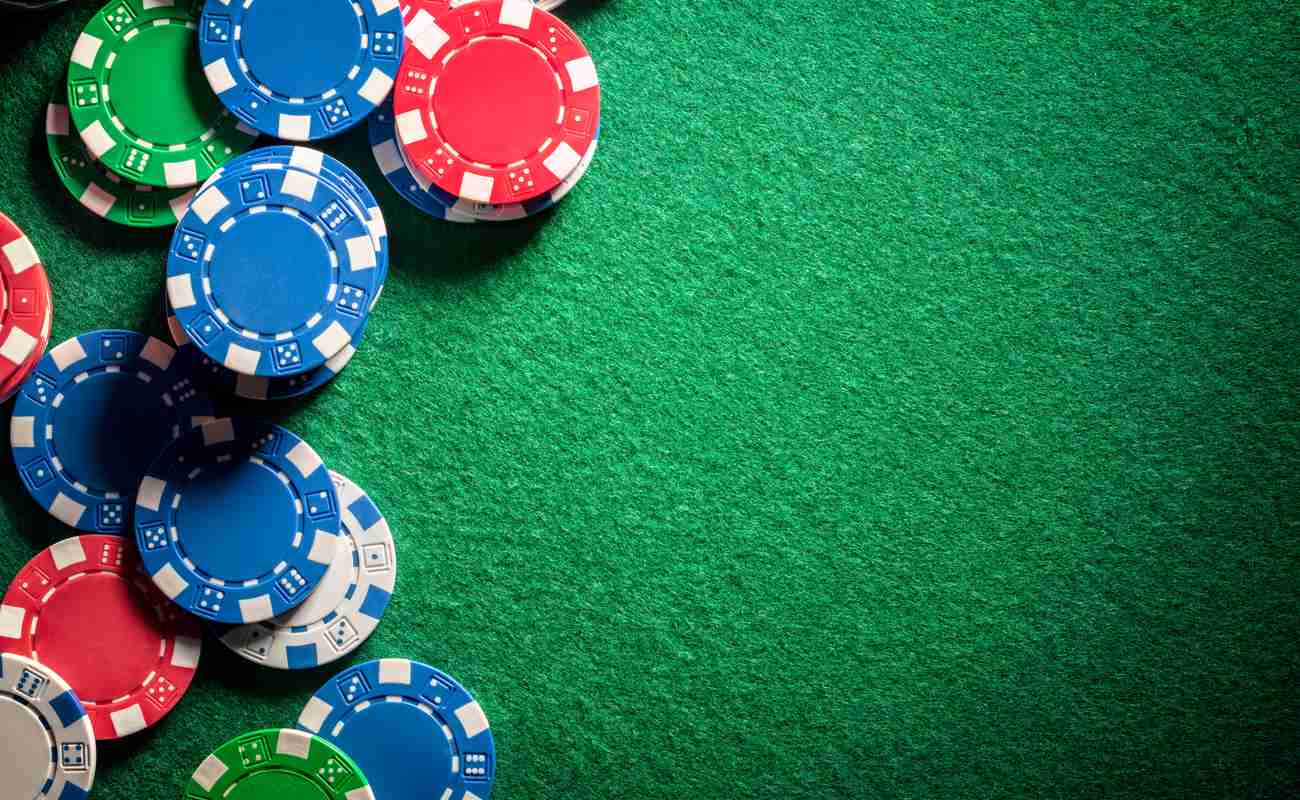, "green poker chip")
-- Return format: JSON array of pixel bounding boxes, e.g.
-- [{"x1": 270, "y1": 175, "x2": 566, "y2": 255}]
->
[
  {"x1": 187, "y1": 728, "x2": 374, "y2": 799},
  {"x1": 65, "y1": 0, "x2": 256, "y2": 189},
  {"x1": 46, "y1": 76, "x2": 194, "y2": 227}
]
